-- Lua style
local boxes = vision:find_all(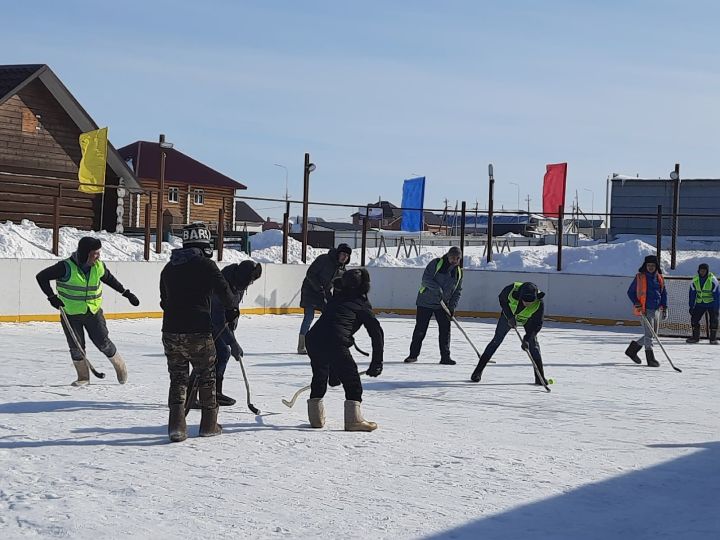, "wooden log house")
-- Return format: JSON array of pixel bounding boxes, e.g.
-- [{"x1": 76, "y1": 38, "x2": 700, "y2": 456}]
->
[
  {"x1": 118, "y1": 141, "x2": 246, "y2": 232},
  {"x1": 0, "y1": 64, "x2": 141, "y2": 231}
]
